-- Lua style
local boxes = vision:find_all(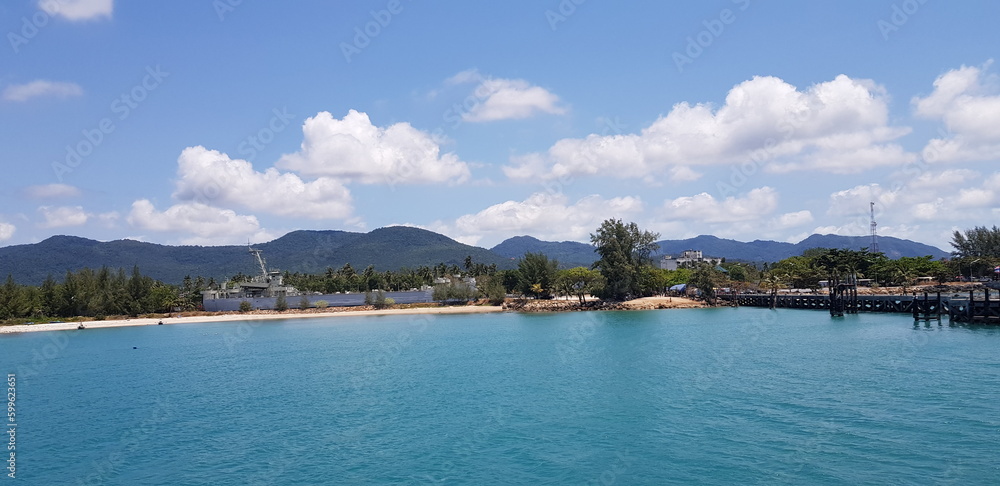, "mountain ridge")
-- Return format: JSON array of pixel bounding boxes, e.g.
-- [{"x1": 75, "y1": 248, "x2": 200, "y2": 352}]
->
[
  {"x1": 490, "y1": 233, "x2": 950, "y2": 268},
  {"x1": 0, "y1": 227, "x2": 512, "y2": 285},
  {"x1": 0, "y1": 228, "x2": 950, "y2": 286}
]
